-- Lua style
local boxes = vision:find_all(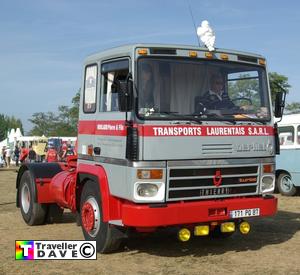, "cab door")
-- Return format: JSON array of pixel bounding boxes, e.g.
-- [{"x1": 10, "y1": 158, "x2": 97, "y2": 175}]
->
[
  {"x1": 78, "y1": 63, "x2": 98, "y2": 158},
  {"x1": 95, "y1": 58, "x2": 131, "y2": 160}
]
